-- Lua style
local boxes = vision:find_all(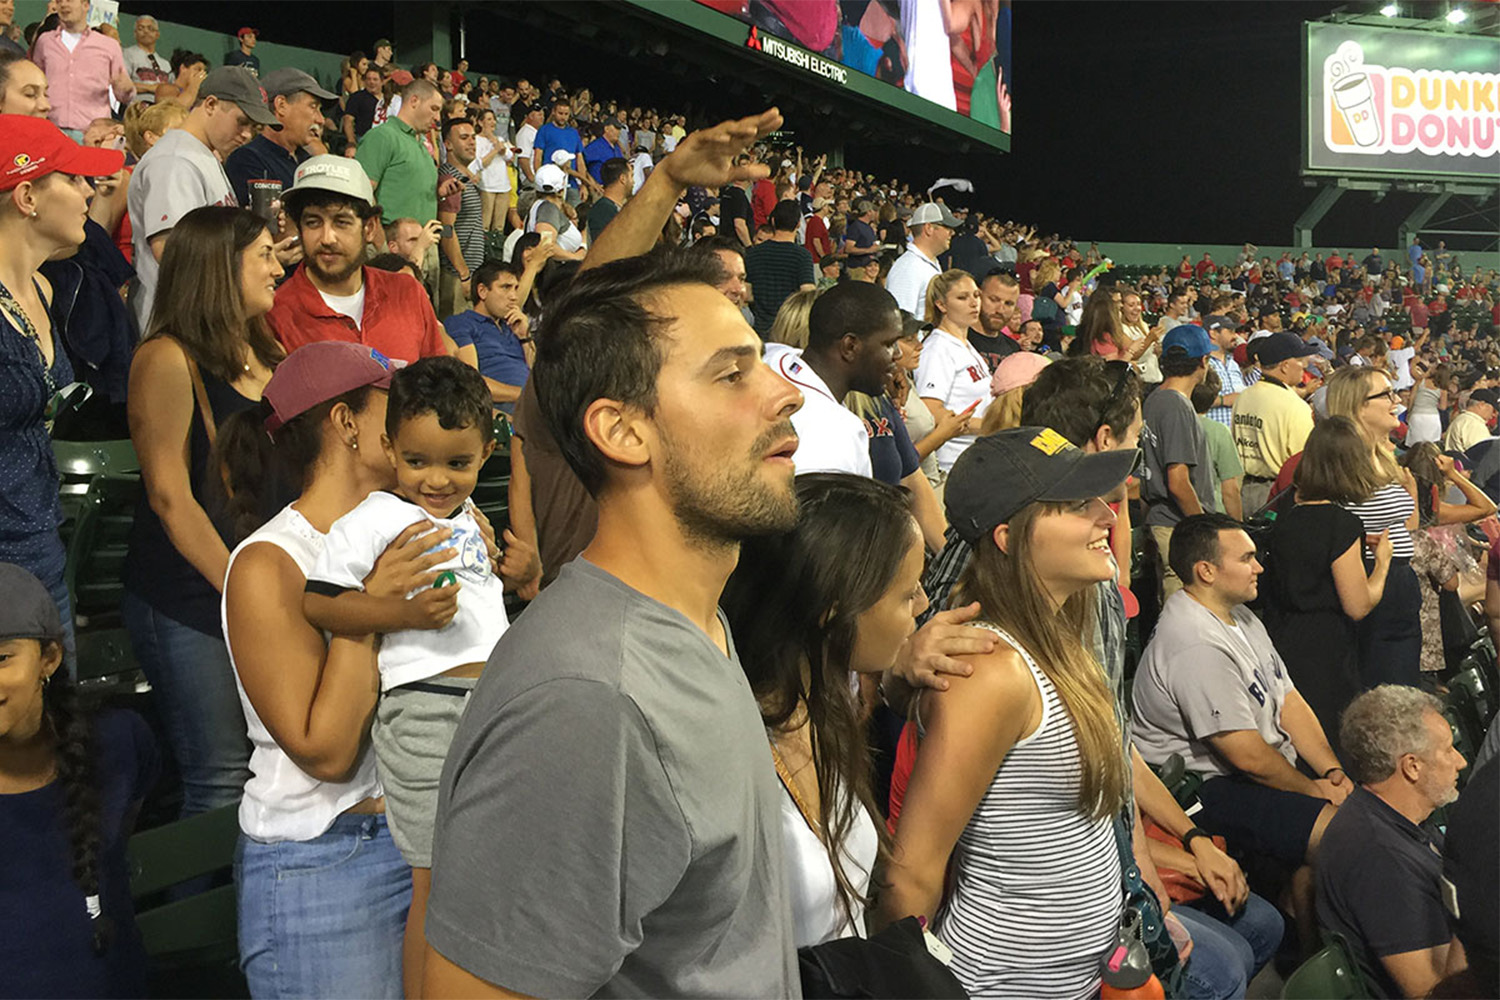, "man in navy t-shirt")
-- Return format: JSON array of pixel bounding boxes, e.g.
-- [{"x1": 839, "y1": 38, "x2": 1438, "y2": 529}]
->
[
  {"x1": 582, "y1": 121, "x2": 627, "y2": 184},
  {"x1": 843, "y1": 199, "x2": 879, "y2": 267},
  {"x1": 443, "y1": 260, "x2": 531, "y2": 415}
]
